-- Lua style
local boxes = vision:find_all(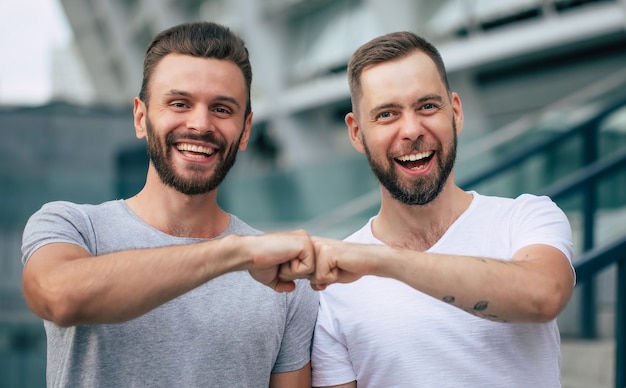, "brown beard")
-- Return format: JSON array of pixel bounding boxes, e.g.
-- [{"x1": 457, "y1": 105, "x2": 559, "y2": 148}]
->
[
  {"x1": 145, "y1": 116, "x2": 245, "y2": 195},
  {"x1": 362, "y1": 118, "x2": 457, "y2": 206}
]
